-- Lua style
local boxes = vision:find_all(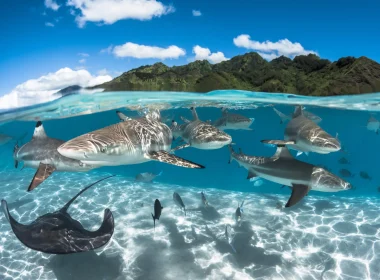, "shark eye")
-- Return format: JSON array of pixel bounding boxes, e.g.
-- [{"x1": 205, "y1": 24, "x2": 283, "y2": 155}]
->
[
  {"x1": 79, "y1": 162, "x2": 84, "y2": 167},
  {"x1": 101, "y1": 146, "x2": 107, "y2": 153}
]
